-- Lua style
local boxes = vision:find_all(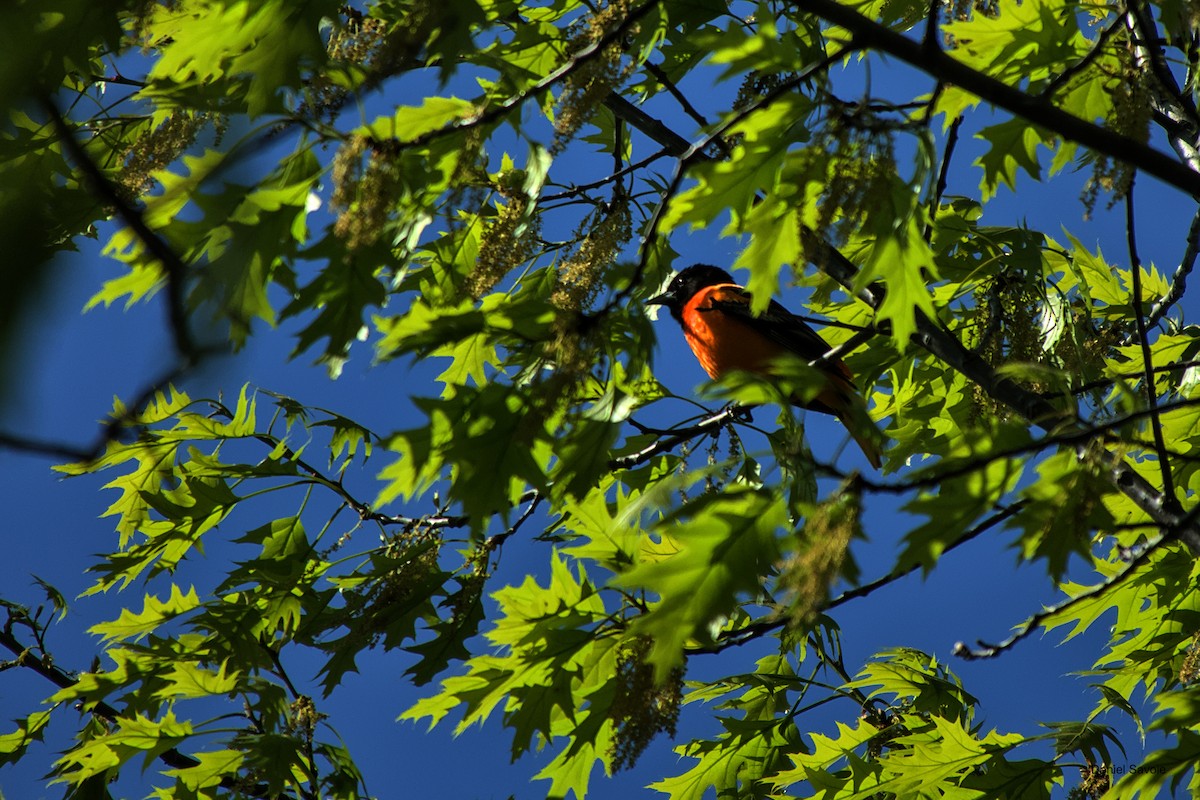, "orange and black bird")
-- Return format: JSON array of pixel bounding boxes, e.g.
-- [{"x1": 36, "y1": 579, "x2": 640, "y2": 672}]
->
[{"x1": 647, "y1": 264, "x2": 883, "y2": 469}]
